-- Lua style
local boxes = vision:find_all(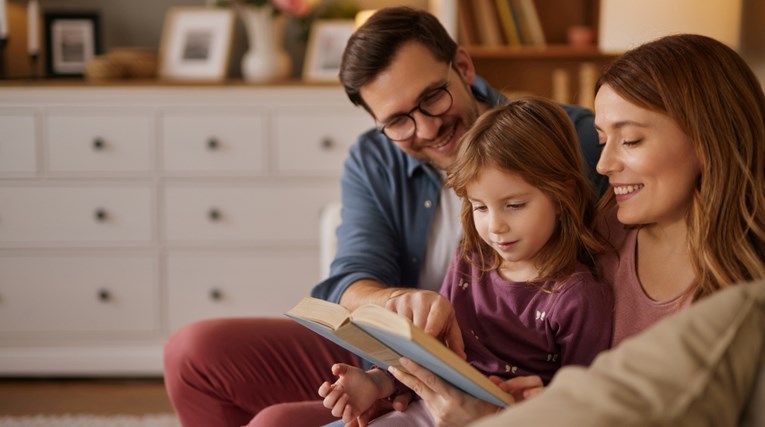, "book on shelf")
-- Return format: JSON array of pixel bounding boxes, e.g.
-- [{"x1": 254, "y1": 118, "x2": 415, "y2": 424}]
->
[
  {"x1": 472, "y1": 0, "x2": 506, "y2": 47},
  {"x1": 494, "y1": 0, "x2": 522, "y2": 46},
  {"x1": 285, "y1": 296, "x2": 515, "y2": 408},
  {"x1": 511, "y1": 0, "x2": 547, "y2": 46},
  {"x1": 456, "y1": 0, "x2": 480, "y2": 46}
]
